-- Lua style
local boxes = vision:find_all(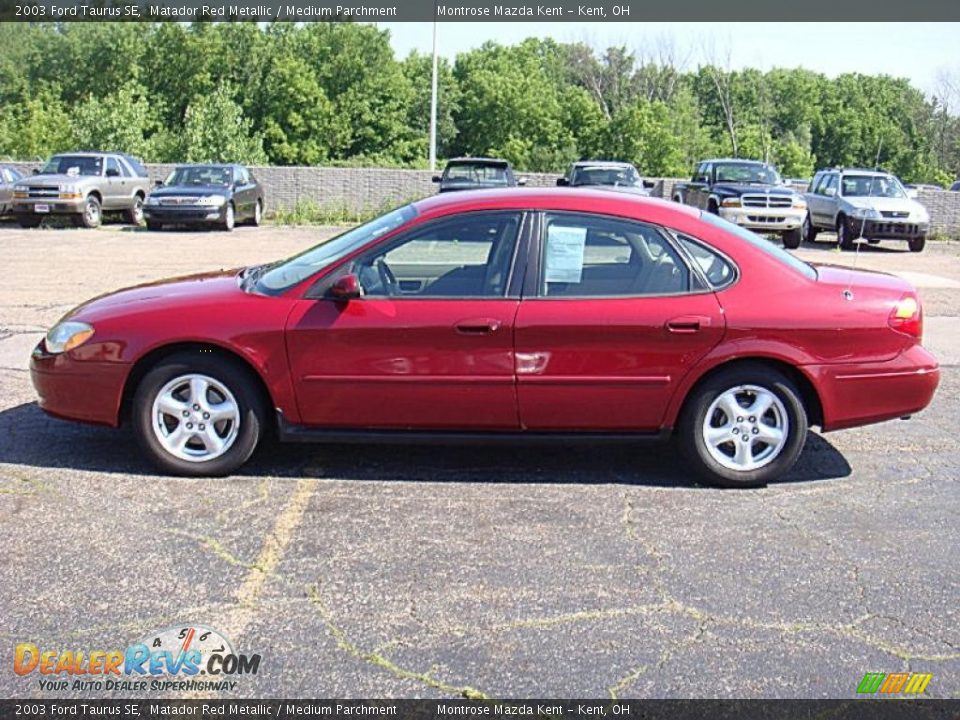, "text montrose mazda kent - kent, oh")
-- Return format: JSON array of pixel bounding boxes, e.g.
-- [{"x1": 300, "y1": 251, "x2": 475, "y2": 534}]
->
[{"x1": 29, "y1": 189, "x2": 939, "y2": 487}]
